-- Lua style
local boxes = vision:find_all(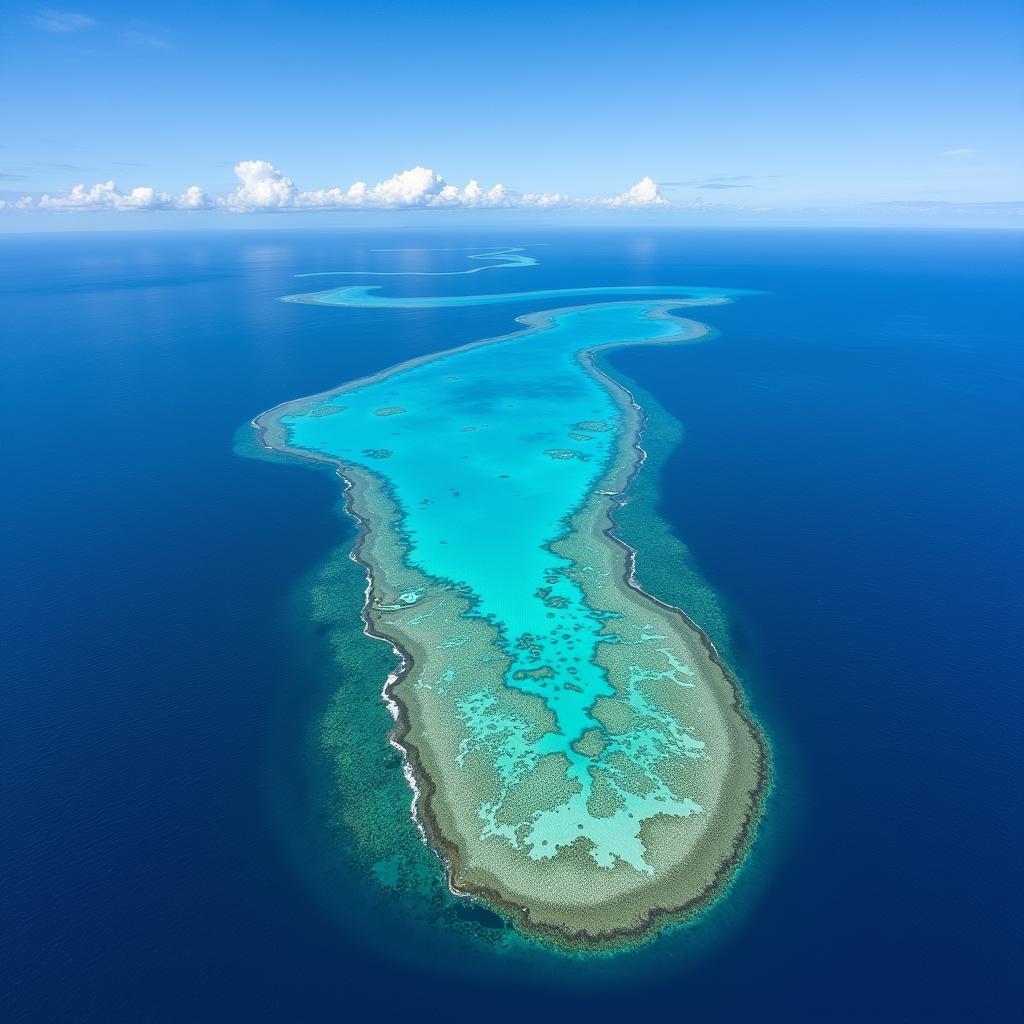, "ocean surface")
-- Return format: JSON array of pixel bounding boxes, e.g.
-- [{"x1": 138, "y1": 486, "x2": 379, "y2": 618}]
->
[{"x1": 2, "y1": 229, "x2": 1021, "y2": 1019}]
